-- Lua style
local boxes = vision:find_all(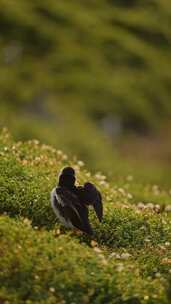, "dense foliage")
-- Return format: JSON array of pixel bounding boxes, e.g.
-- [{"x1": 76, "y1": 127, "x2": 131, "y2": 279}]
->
[{"x1": 0, "y1": 129, "x2": 171, "y2": 303}]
